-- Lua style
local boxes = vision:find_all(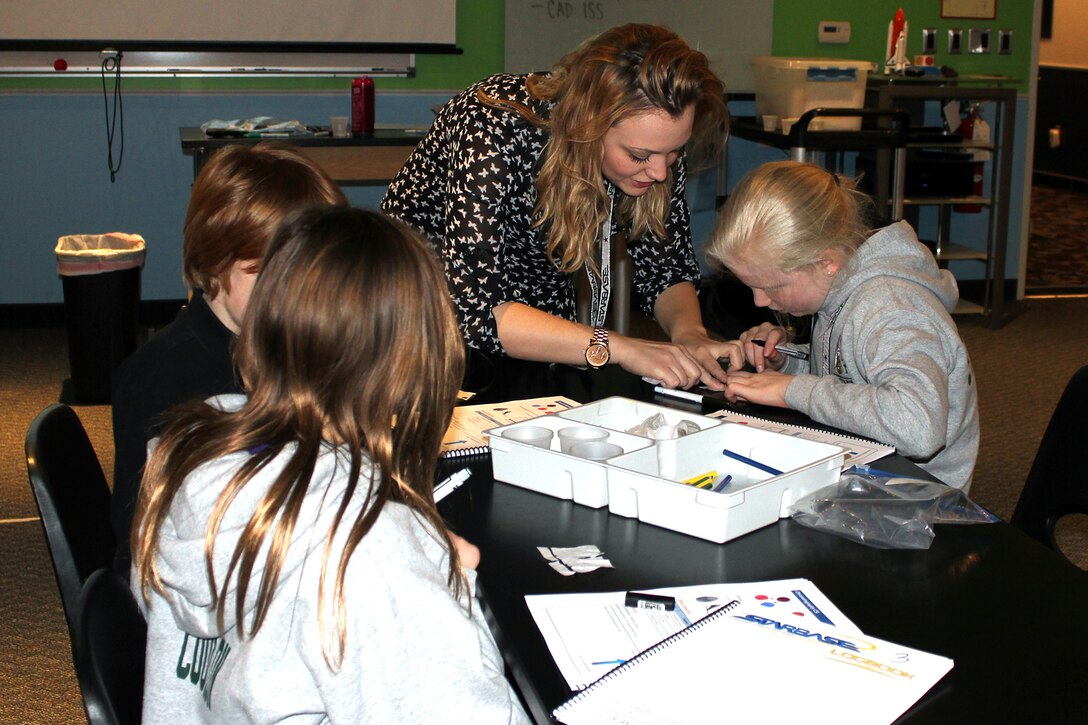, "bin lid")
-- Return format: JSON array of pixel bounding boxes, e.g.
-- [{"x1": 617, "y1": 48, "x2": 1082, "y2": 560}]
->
[
  {"x1": 55, "y1": 233, "x2": 146, "y2": 276},
  {"x1": 753, "y1": 56, "x2": 876, "y2": 71}
]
